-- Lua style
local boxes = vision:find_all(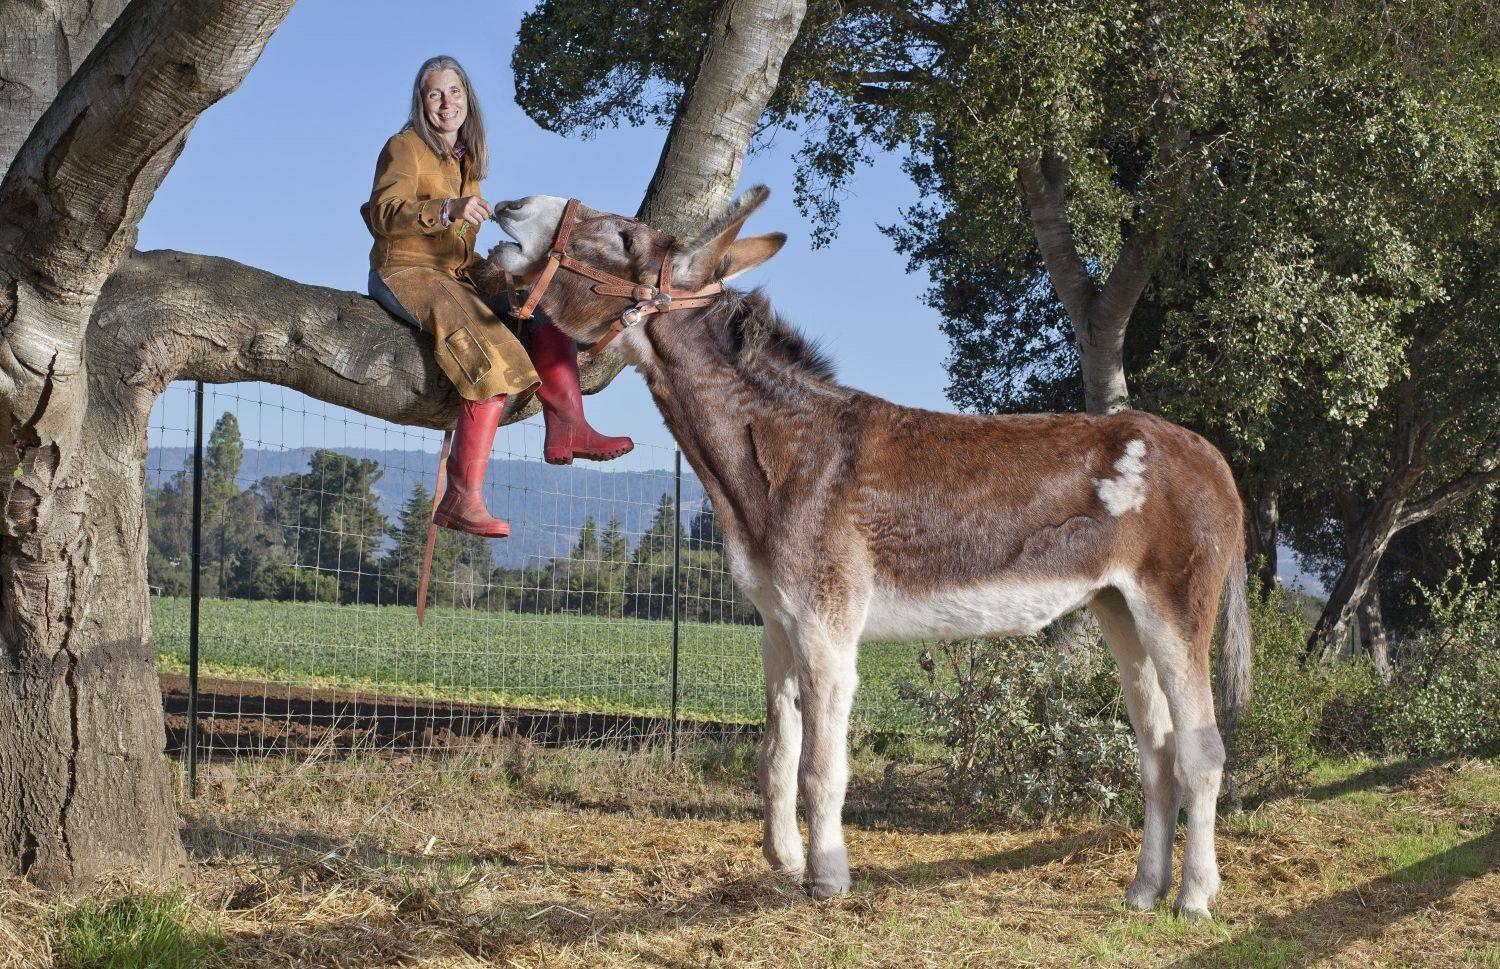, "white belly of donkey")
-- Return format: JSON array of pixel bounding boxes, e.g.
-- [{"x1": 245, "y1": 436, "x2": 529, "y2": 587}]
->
[{"x1": 860, "y1": 578, "x2": 1098, "y2": 643}]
